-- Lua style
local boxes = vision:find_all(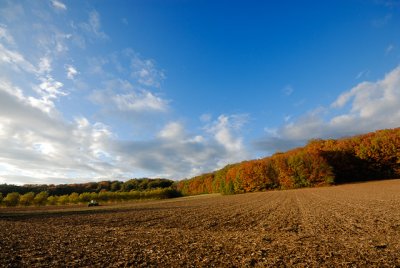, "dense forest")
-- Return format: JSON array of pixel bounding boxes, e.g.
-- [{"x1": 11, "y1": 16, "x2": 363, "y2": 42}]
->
[{"x1": 176, "y1": 128, "x2": 400, "y2": 195}]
